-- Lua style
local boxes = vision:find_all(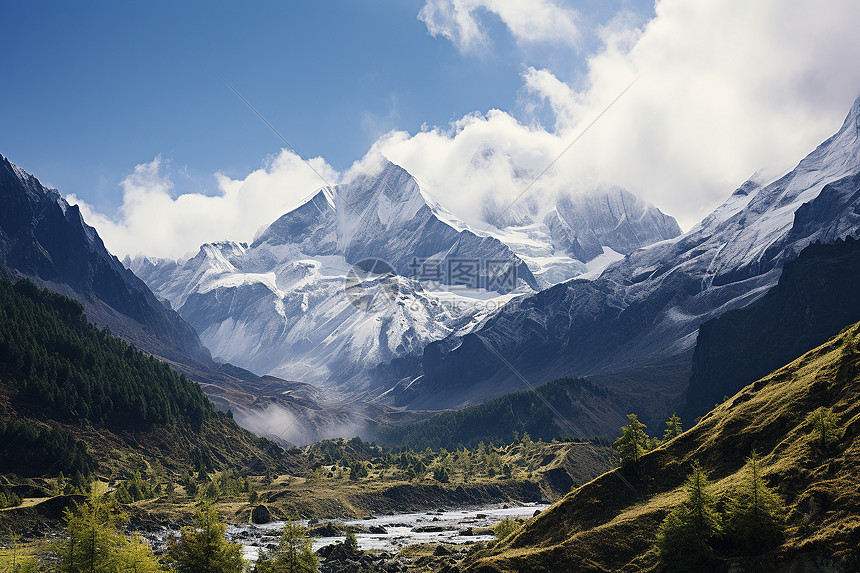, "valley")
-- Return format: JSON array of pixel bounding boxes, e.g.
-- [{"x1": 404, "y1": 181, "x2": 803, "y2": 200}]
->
[{"x1": 2, "y1": 12, "x2": 860, "y2": 570}]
